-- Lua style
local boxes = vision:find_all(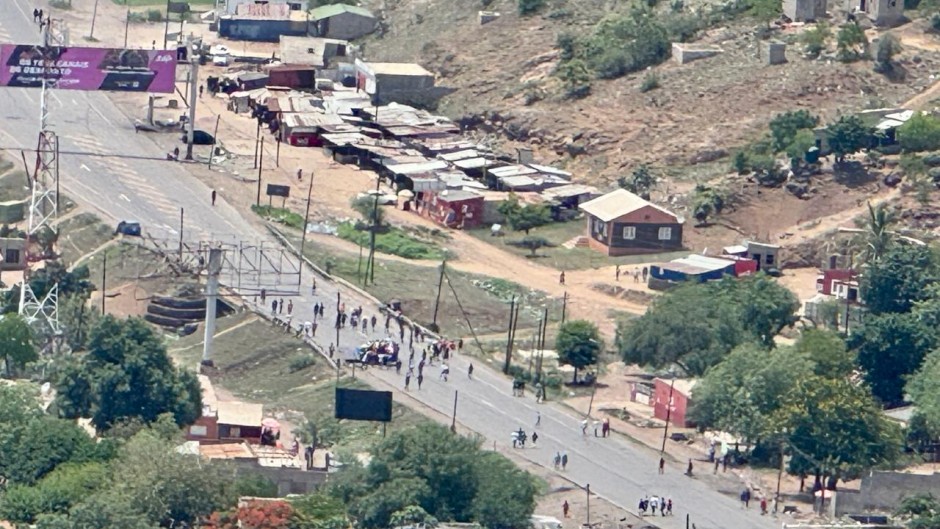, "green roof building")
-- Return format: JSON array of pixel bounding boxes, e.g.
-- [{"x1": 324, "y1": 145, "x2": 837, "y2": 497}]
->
[{"x1": 309, "y1": 4, "x2": 376, "y2": 40}]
